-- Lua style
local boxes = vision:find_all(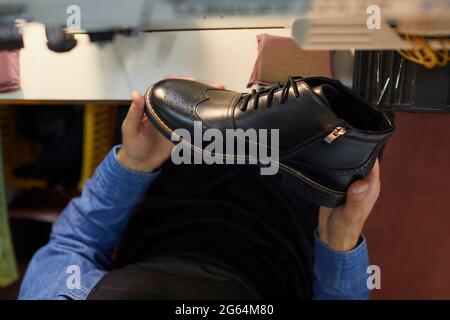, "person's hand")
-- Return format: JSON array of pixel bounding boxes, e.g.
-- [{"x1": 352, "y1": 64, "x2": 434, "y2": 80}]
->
[
  {"x1": 118, "y1": 91, "x2": 173, "y2": 173},
  {"x1": 318, "y1": 159, "x2": 381, "y2": 252},
  {"x1": 118, "y1": 77, "x2": 226, "y2": 173}
]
